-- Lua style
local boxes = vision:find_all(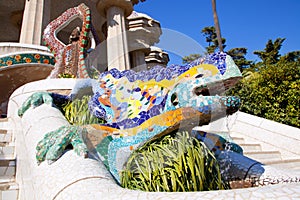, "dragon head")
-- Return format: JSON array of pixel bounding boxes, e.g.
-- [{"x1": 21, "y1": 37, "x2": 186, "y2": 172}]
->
[
  {"x1": 164, "y1": 54, "x2": 242, "y2": 125},
  {"x1": 89, "y1": 52, "x2": 242, "y2": 129}
]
